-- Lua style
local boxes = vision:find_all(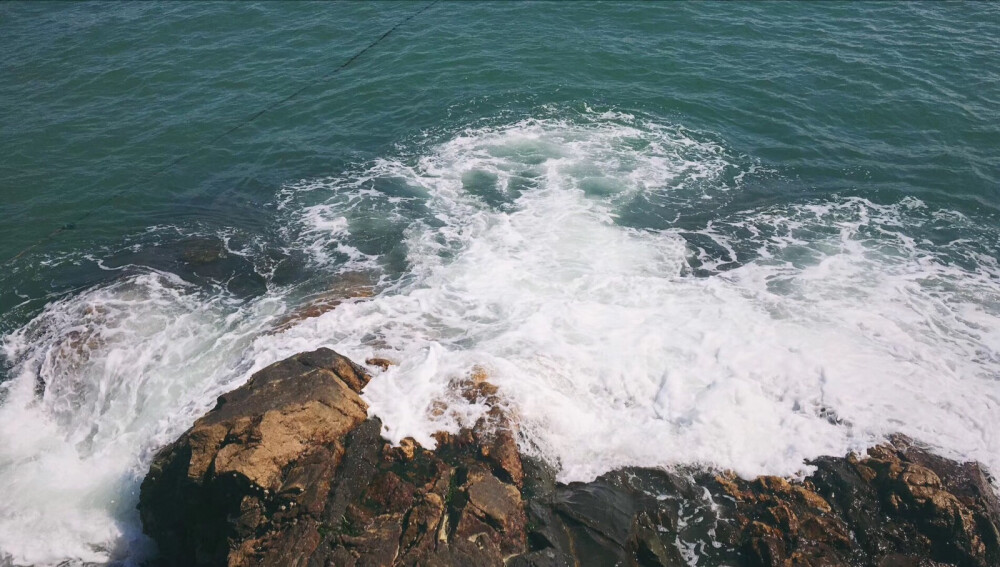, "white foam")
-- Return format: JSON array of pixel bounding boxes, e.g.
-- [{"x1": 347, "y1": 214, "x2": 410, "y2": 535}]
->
[
  {"x1": 261, "y1": 116, "x2": 1000, "y2": 485},
  {"x1": 0, "y1": 271, "x2": 285, "y2": 565},
  {"x1": 3, "y1": 112, "x2": 1000, "y2": 565}
]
